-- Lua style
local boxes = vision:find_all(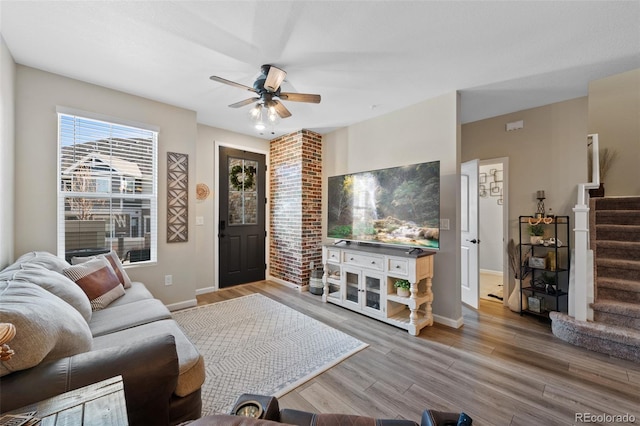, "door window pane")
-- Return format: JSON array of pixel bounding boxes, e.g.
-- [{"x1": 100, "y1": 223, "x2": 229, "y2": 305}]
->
[{"x1": 228, "y1": 158, "x2": 258, "y2": 225}]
